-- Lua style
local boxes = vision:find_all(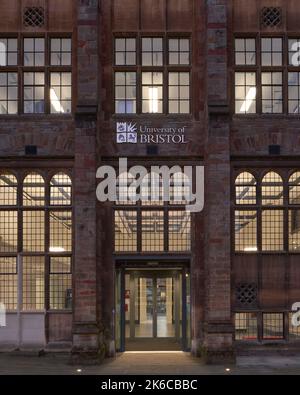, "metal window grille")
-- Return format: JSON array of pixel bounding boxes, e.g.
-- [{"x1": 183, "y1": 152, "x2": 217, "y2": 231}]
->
[
  {"x1": 235, "y1": 172, "x2": 257, "y2": 205},
  {"x1": 235, "y1": 210, "x2": 258, "y2": 252},
  {"x1": 168, "y1": 210, "x2": 191, "y2": 252},
  {"x1": 23, "y1": 7, "x2": 45, "y2": 28},
  {"x1": 261, "y1": 7, "x2": 282, "y2": 28},
  {"x1": 49, "y1": 211, "x2": 72, "y2": 253},
  {"x1": 235, "y1": 312, "x2": 258, "y2": 341},
  {"x1": 236, "y1": 283, "x2": 258, "y2": 307},
  {"x1": 115, "y1": 210, "x2": 137, "y2": 252},
  {"x1": 141, "y1": 210, "x2": 164, "y2": 252},
  {"x1": 0, "y1": 257, "x2": 17, "y2": 310},
  {"x1": 263, "y1": 313, "x2": 284, "y2": 340},
  {"x1": 49, "y1": 257, "x2": 72, "y2": 310},
  {"x1": 262, "y1": 209, "x2": 284, "y2": 251},
  {"x1": 22, "y1": 256, "x2": 45, "y2": 311},
  {"x1": 50, "y1": 173, "x2": 72, "y2": 206},
  {"x1": 0, "y1": 210, "x2": 18, "y2": 253}
]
